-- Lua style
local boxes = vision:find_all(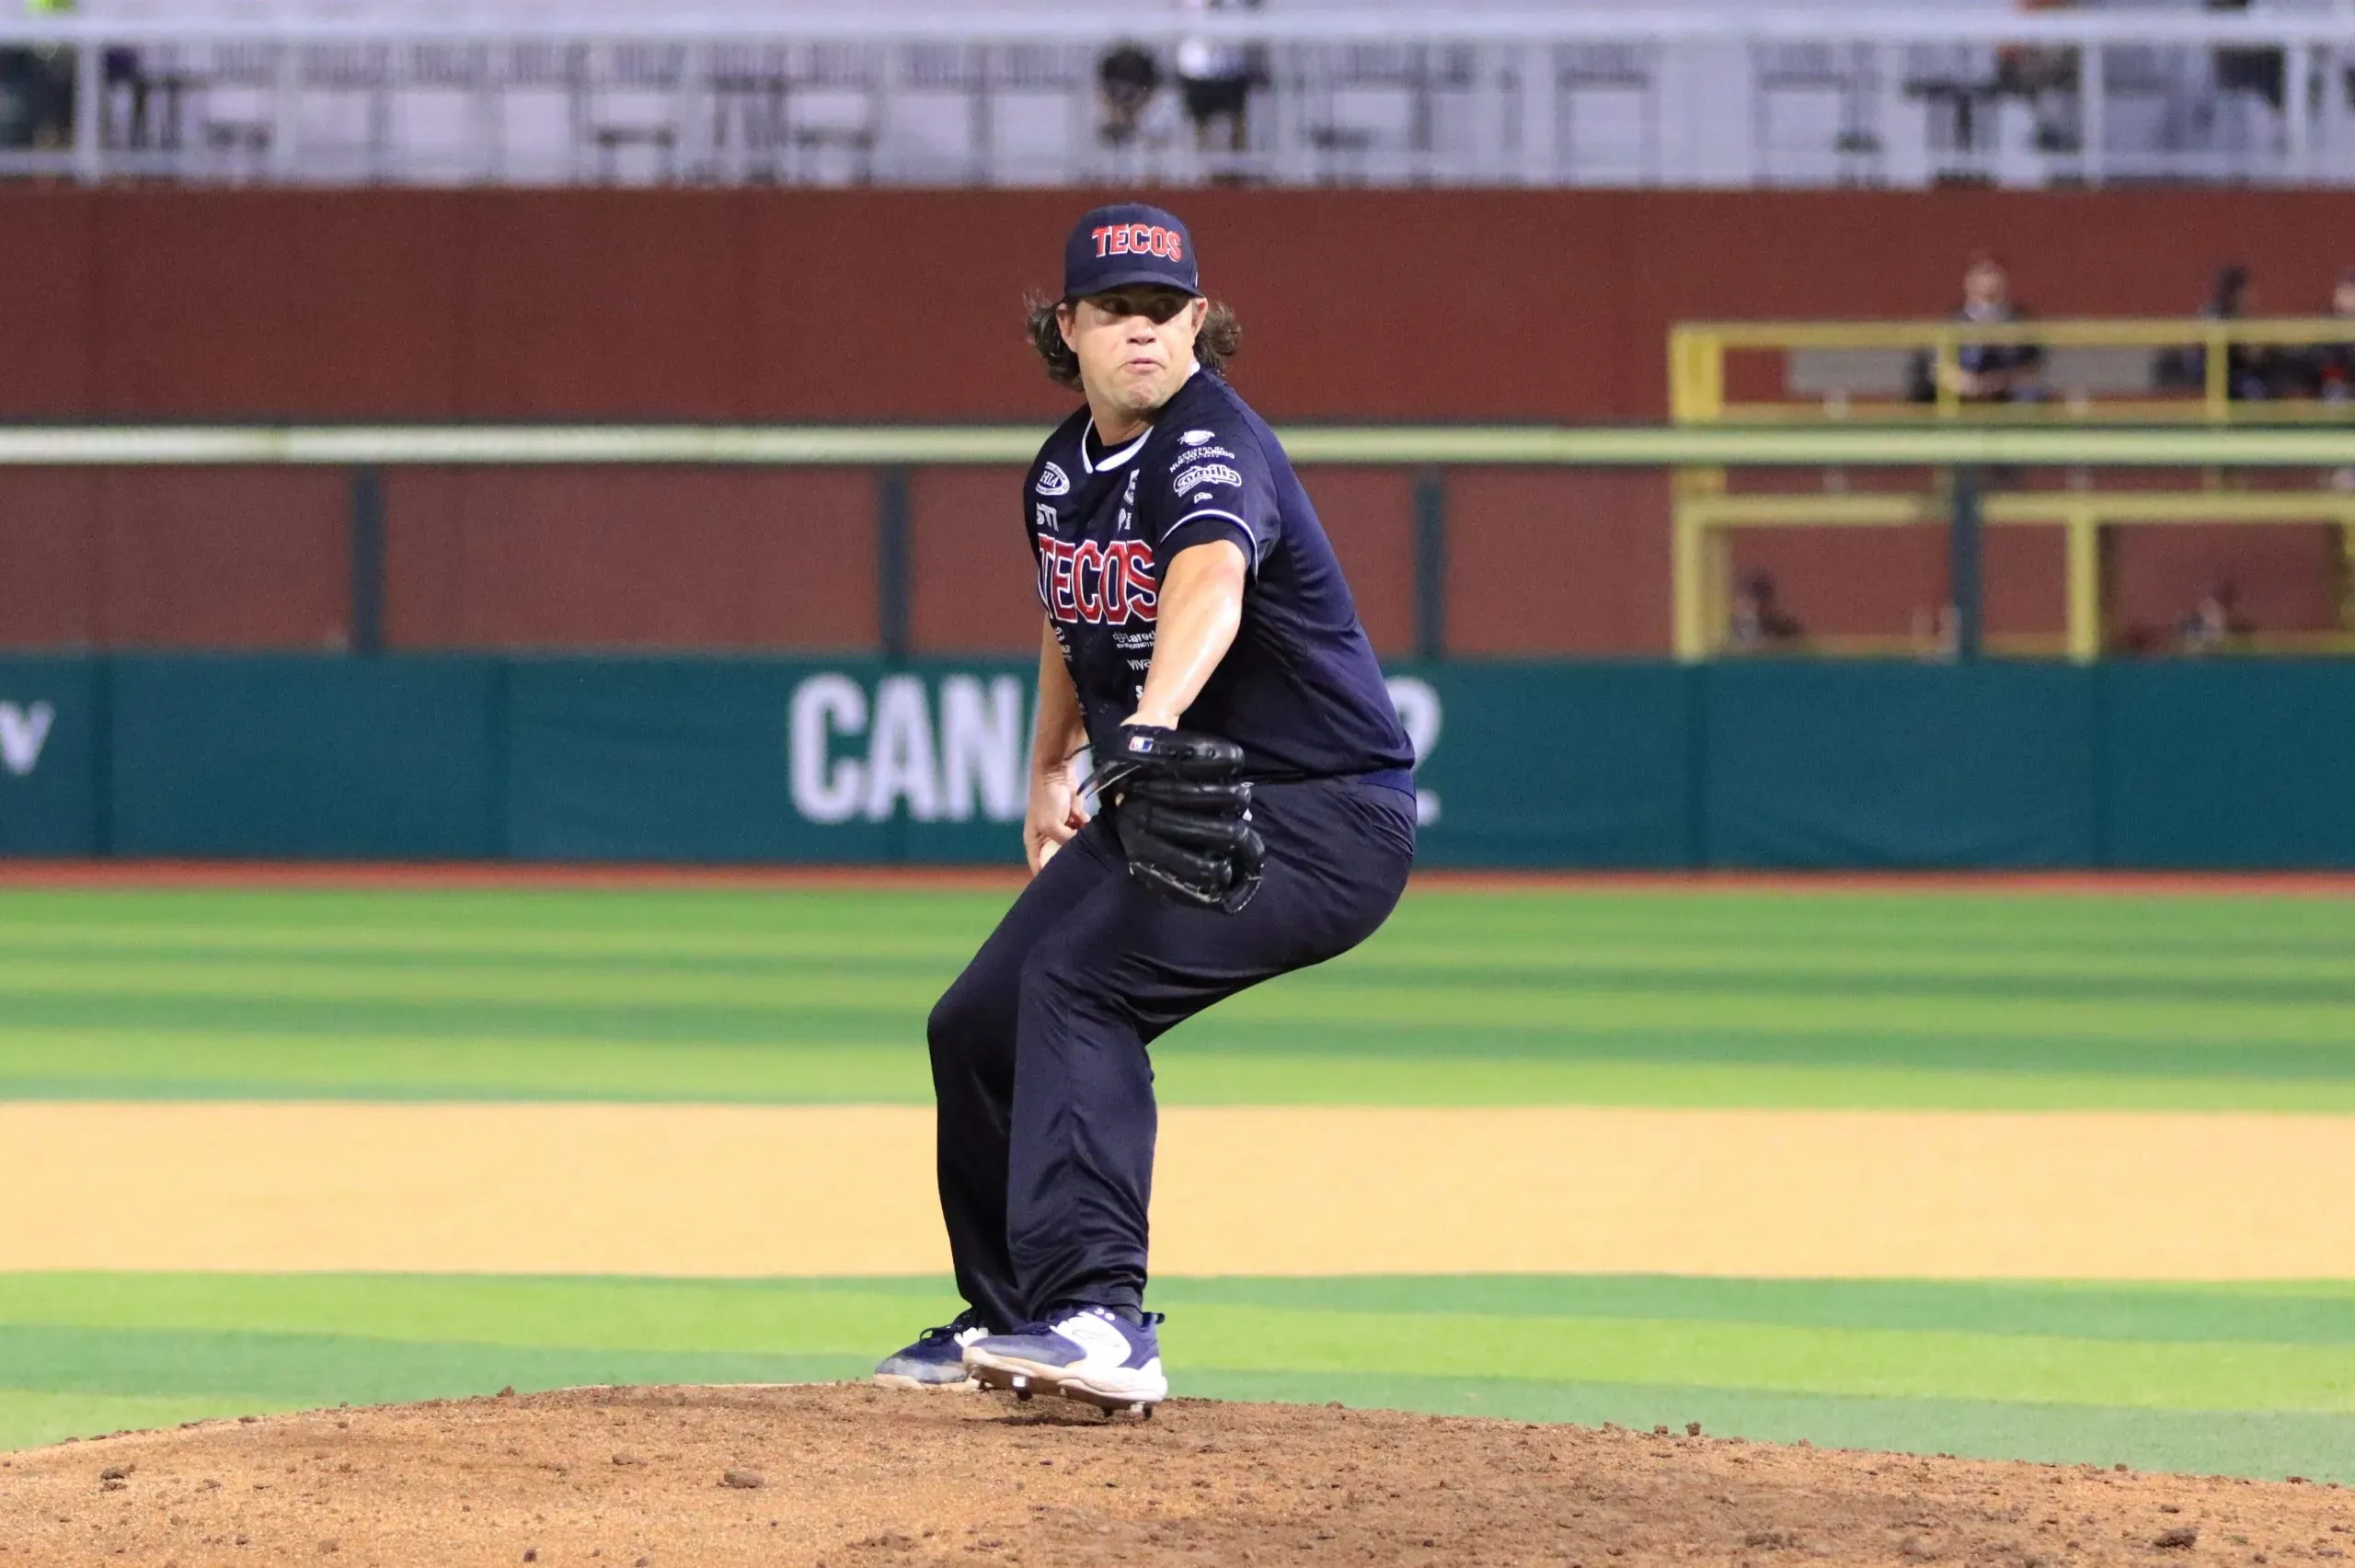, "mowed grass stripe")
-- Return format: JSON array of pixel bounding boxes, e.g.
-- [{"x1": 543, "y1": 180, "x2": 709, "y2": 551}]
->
[
  {"x1": 0, "y1": 1323, "x2": 864, "y2": 1403},
  {"x1": 0, "y1": 1392, "x2": 259, "y2": 1457},
  {"x1": 4, "y1": 885, "x2": 2354, "y2": 1108},
  {"x1": 15, "y1": 1028, "x2": 2355, "y2": 1110},
  {"x1": 1174, "y1": 1371, "x2": 2355, "y2": 1485},
  {"x1": 0, "y1": 1275, "x2": 959, "y2": 1356},
  {"x1": 19, "y1": 1274, "x2": 2355, "y2": 1350},
  {"x1": 9, "y1": 1276, "x2": 2355, "y2": 1474},
  {"x1": 1166, "y1": 1307, "x2": 2355, "y2": 1413},
  {"x1": 1156, "y1": 1275, "x2": 2355, "y2": 1340},
  {"x1": 9, "y1": 917, "x2": 2355, "y2": 989},
  {"x1": 8, "y1": 886, "x2": 2355, "y2": 952},
  {"x1": 9, "y1": 1276, "x2": 2355, "y2": 1413},
  {"x1": 5, "y1": 956, "x2": 2353, "y2": 1047},
  {"x1": 7, "y1": 941, "x2": 2353, "y2": 1019},
  {"x1": 0, "y1": 921, "x2": 985, "y2": 964}
]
